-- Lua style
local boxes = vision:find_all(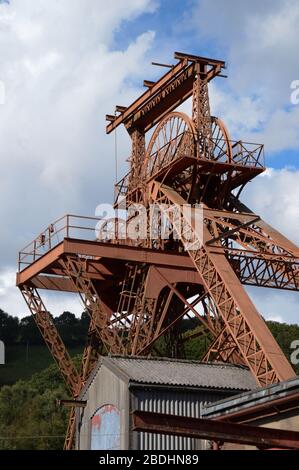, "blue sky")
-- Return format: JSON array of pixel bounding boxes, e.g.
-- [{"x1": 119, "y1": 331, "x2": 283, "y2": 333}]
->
[
  {"x1": 113, "y1": 0, "x2": 299, "y2": 171},
  {"x1": 0, "y1": 0, "x2": 298, "y2": 323},
  {"x1": 113, "y1": 0, "x2": 196, "y2": 53}
]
